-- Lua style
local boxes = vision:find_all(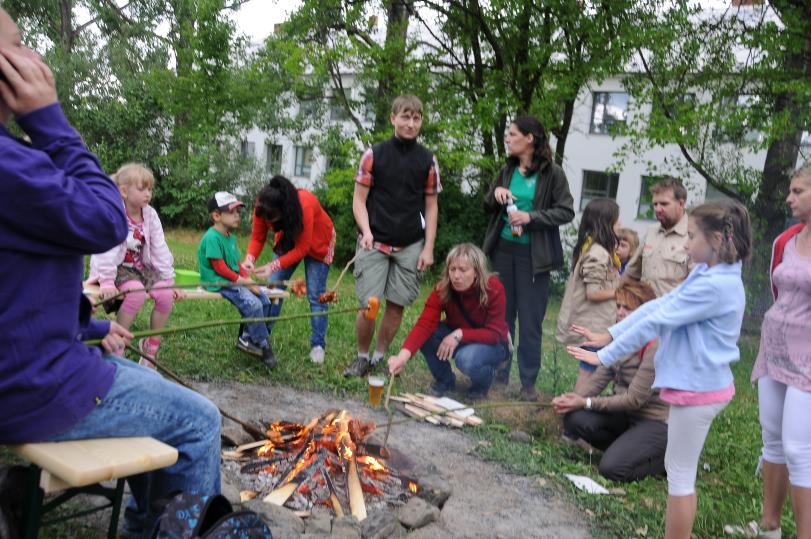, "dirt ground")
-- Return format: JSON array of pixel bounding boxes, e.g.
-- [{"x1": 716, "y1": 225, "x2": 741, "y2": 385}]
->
[{"x1": 200, "y1": 380, "x2": 593, "y2": 539}]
